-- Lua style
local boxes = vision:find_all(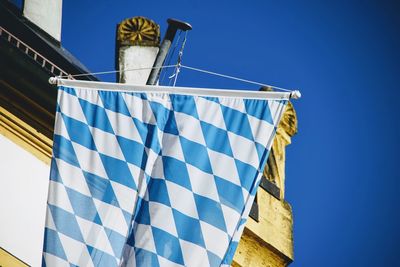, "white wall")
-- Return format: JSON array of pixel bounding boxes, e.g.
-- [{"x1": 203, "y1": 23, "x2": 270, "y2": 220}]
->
[
  {"x1": 23, "y1": 0, "x2": 63, "y2": 41},
  {"x1": 0, "y1": 134, "x2": 50, "y2": 266},
  {"x1": 119, "y1": 46, "x2": 159, "y2": 84}
]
